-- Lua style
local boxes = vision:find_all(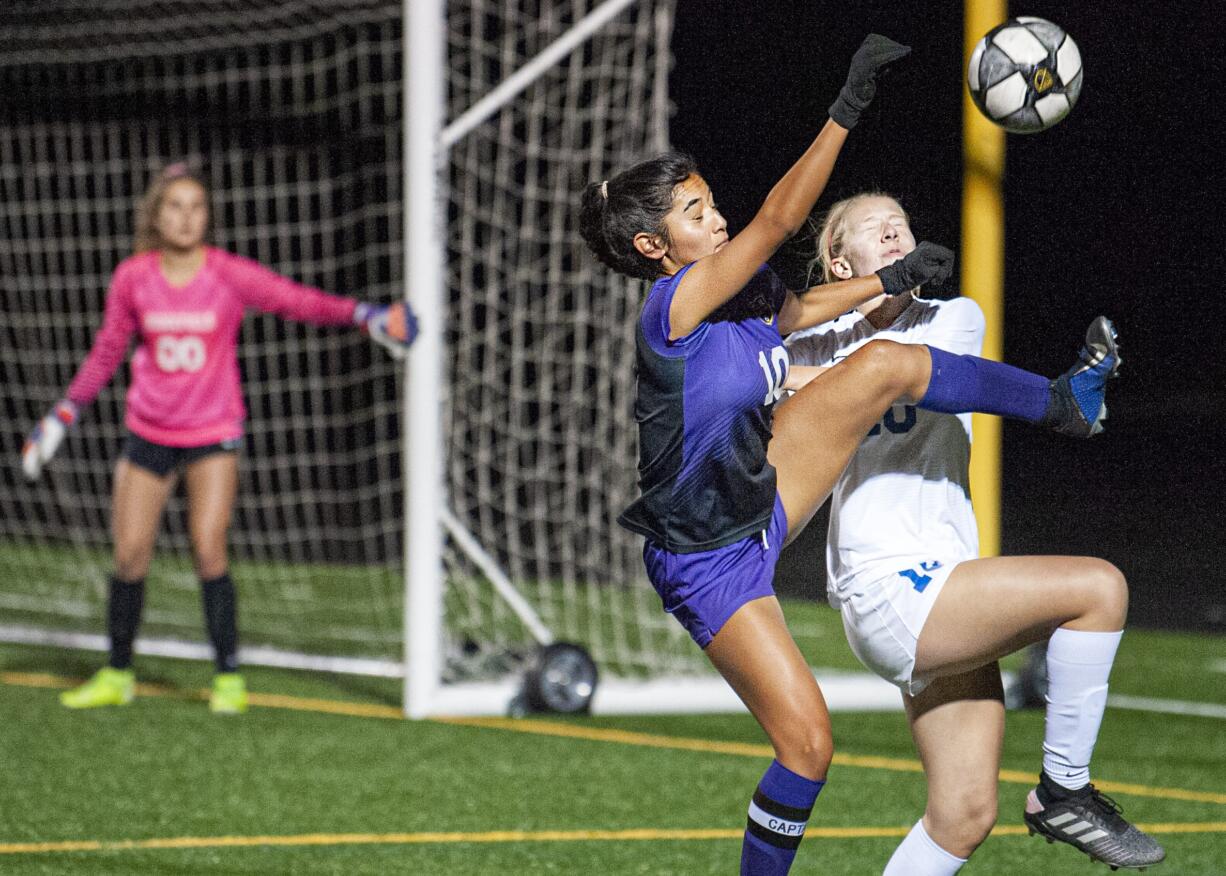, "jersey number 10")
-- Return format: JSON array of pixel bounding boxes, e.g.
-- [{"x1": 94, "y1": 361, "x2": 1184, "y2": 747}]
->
[{"x1": 757, "y1": 346, "x2": 789, "y2": 405}]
